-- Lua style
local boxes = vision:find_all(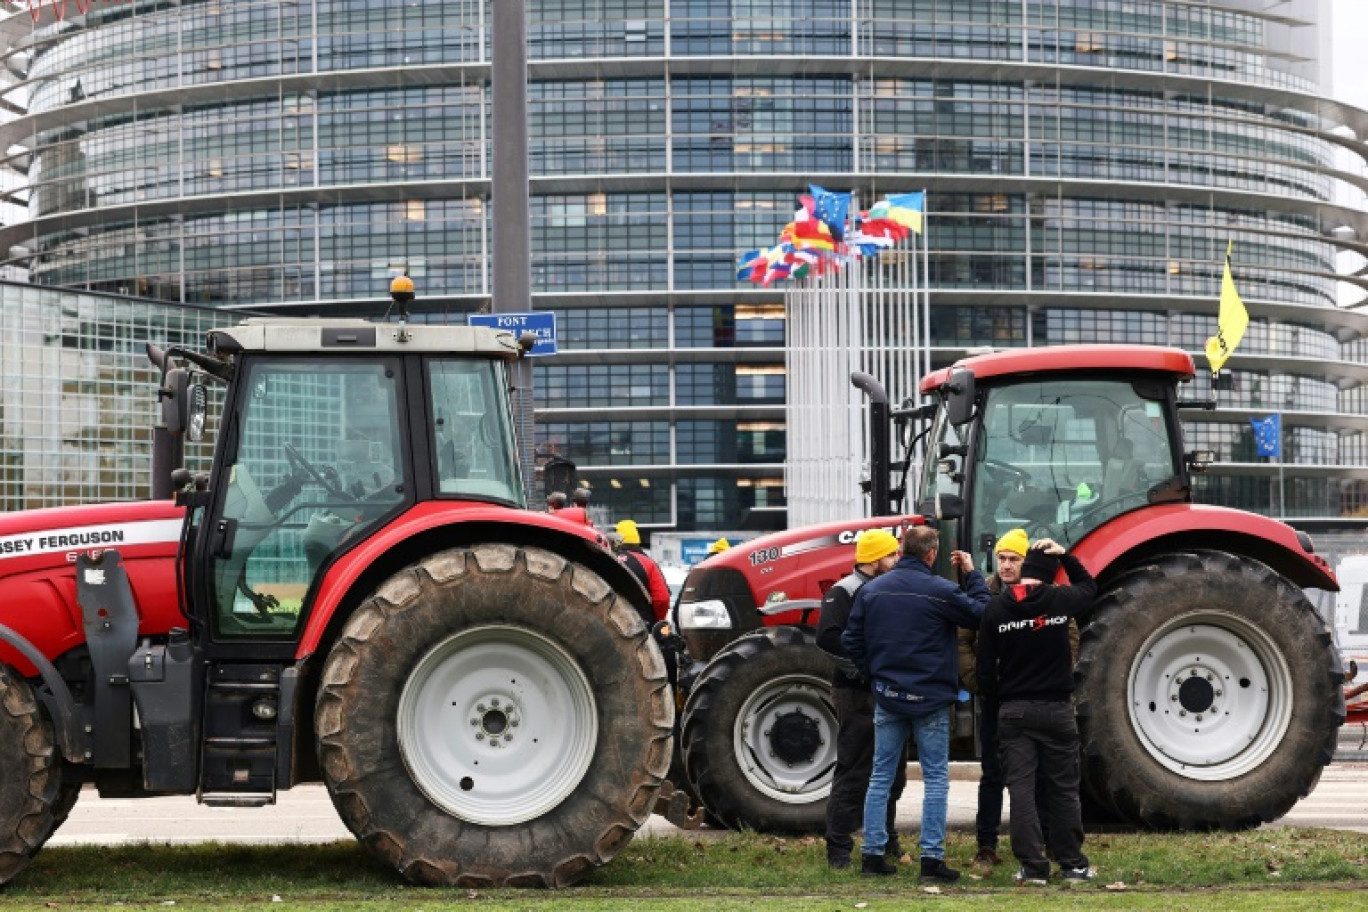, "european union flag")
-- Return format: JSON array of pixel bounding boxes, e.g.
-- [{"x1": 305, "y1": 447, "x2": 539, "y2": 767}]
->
[
  {"x1": 1251, "y1": 414, "x2": 1280, "y2": 459},
  {"x1": 808, "y1": 184, "x2": 850, "y2": 241}
]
